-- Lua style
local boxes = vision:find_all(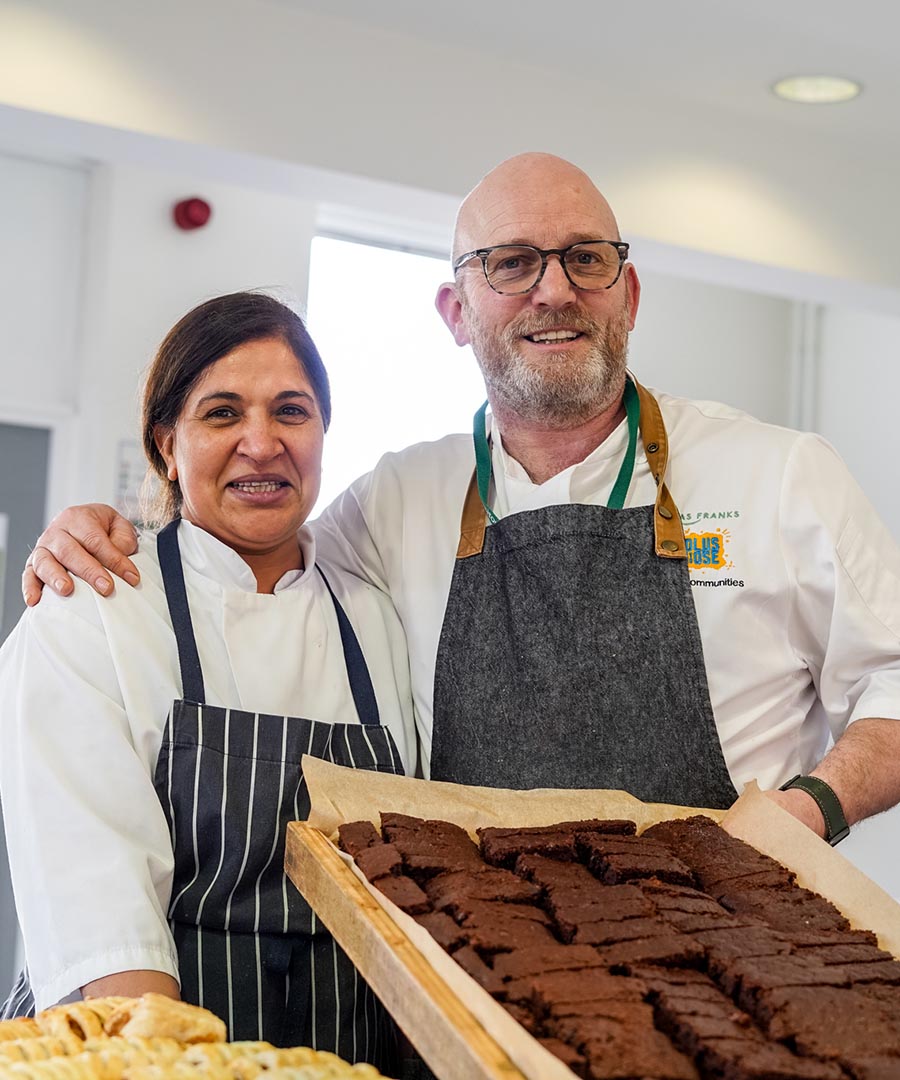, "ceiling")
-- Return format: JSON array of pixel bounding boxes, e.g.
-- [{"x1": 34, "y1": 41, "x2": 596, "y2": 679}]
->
[{"x1": 272, "y1": 0, "x2": 897, "y2": 154}]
